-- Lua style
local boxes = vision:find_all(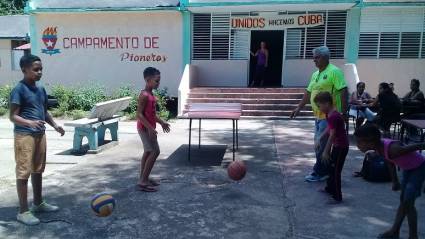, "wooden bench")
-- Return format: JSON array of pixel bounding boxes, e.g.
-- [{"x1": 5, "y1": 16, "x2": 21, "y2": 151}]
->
[{"x1": 64, "y1": 97, "x2": 131, "y2": 154}]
